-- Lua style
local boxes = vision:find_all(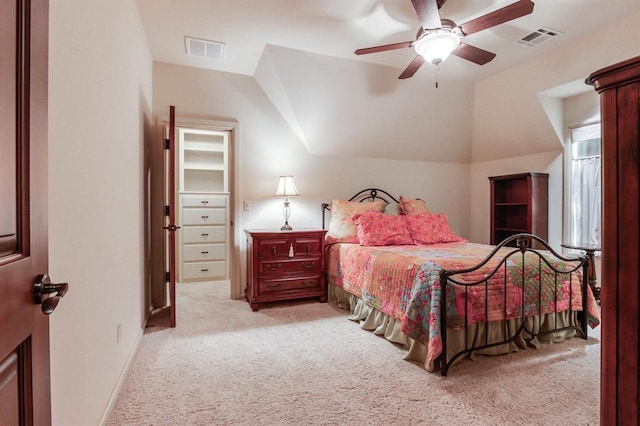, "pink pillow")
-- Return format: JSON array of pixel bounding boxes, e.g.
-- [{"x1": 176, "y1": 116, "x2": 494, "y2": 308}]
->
[
  {"x1": 353, "y1": 211, "x2": 413, "y2": 246},
  {"x1": 403, "y1": 213, "x2": 464, "y2": 245},
  {"x1": 398, "y1": 195, "x2": 431, "y2": 216}
]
